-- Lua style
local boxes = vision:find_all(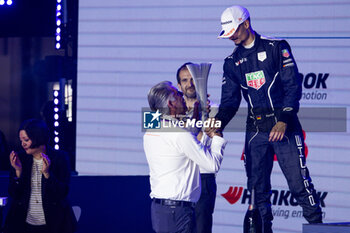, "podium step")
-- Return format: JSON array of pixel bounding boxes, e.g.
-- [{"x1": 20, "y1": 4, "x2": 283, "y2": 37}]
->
[{"x1": 303, "y1": 222, "x2": 350, "y2": 233}]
